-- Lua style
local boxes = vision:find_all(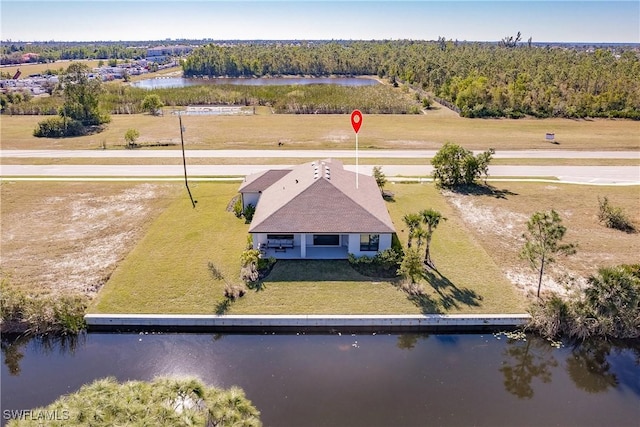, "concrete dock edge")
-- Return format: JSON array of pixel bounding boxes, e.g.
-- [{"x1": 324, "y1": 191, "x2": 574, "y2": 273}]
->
[{"x1": 85, "y1": 313, "x2": 531, "y2": 333}]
